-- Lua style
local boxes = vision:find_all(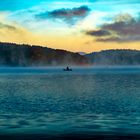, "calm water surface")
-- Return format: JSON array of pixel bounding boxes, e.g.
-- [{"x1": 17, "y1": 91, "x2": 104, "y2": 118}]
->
[{"x1": 0, "y1": 67, "x2": 140, "y2": 137}]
